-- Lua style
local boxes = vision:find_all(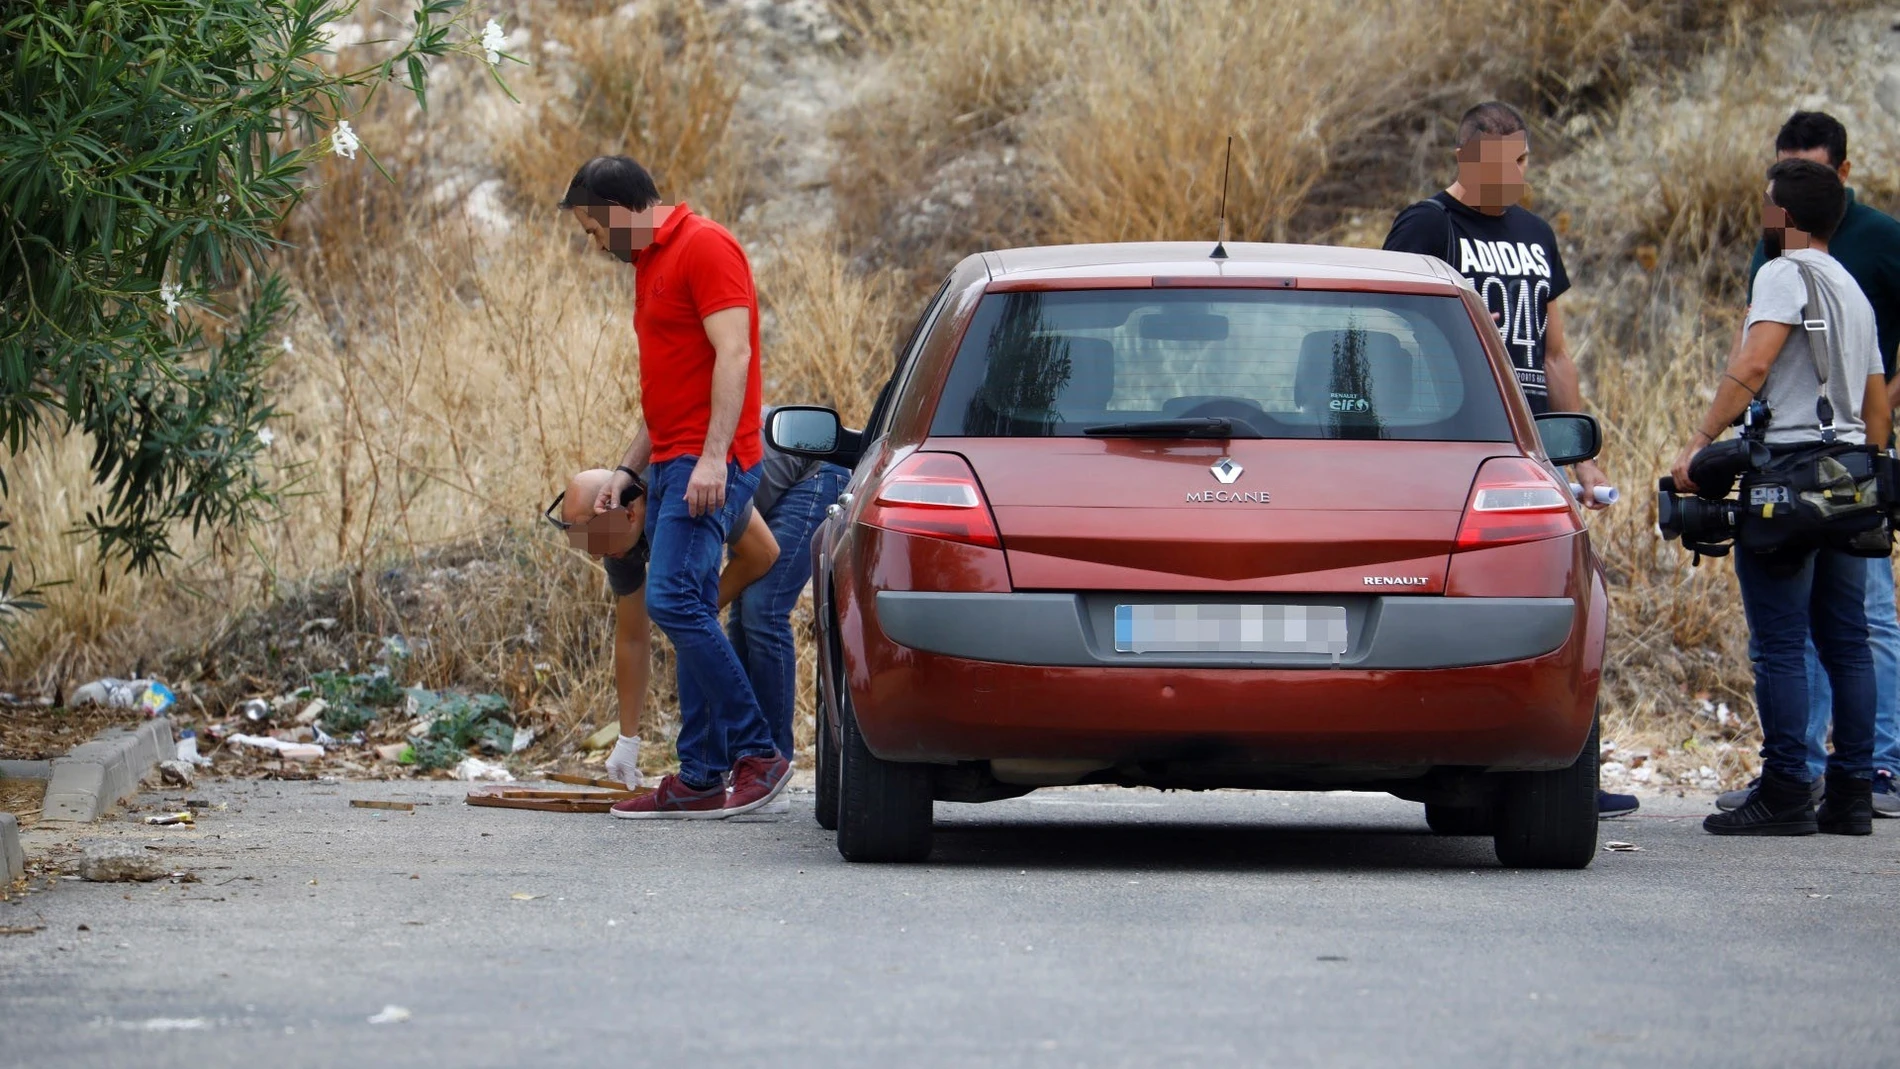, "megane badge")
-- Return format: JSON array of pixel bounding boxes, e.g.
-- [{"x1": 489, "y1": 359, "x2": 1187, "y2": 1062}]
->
[{"x1": 1211, "y1": 457, "x2": 1243, "y2": 484}]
